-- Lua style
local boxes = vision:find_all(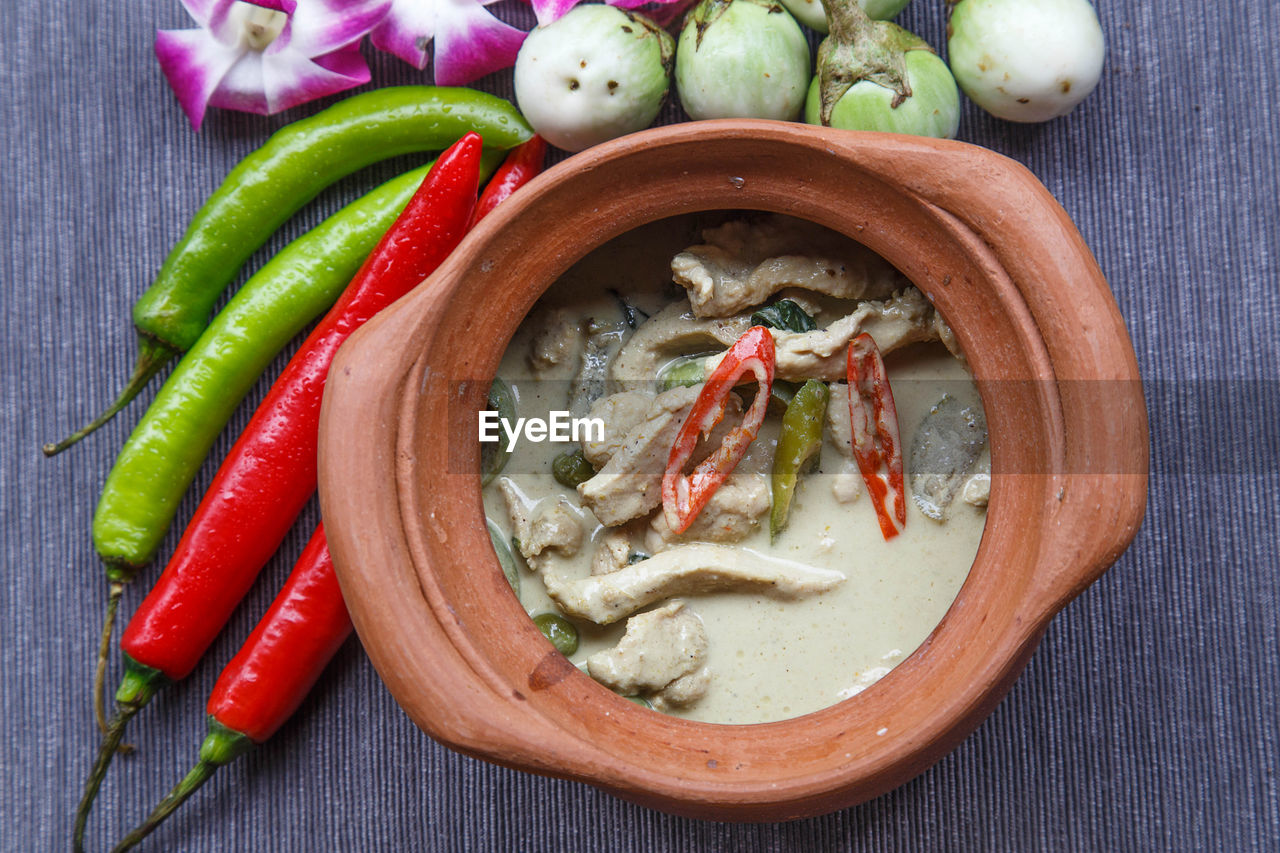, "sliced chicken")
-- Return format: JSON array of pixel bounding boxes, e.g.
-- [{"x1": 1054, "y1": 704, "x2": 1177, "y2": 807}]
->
[
  {"x1": 646, "y1": 438, "x2": 771, "y2": 549},
  {"x1": 610, "y1": 302, "x2": 750, "y2": 384},
  {"x1": 499, "y1": 480, "x2": 583, "y2": 572},
  {"x1": 705, "y1": 288, "x2": 940, "y2": 381},
  {"x1": 580, "y1": 390, "x2": 656, "y2": 468},
  {"x1": 671, "y1": 216, "x2": 902, "y2": 318},
  {"x1": 590, "y1": 523, "x2": 648, "y2": 576},
  {"x1": 826, "y1": 383, "x2": 854, "y2": 458},
  {"x1": 527, "y1": 307, "x2": 583, "y2": 375},
  {"x1": 586, "y1": 600, "x2": 710, "y2": 707},
  {"x1": 542, "y1": 543, "x2": 844, "y2": 625}
]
